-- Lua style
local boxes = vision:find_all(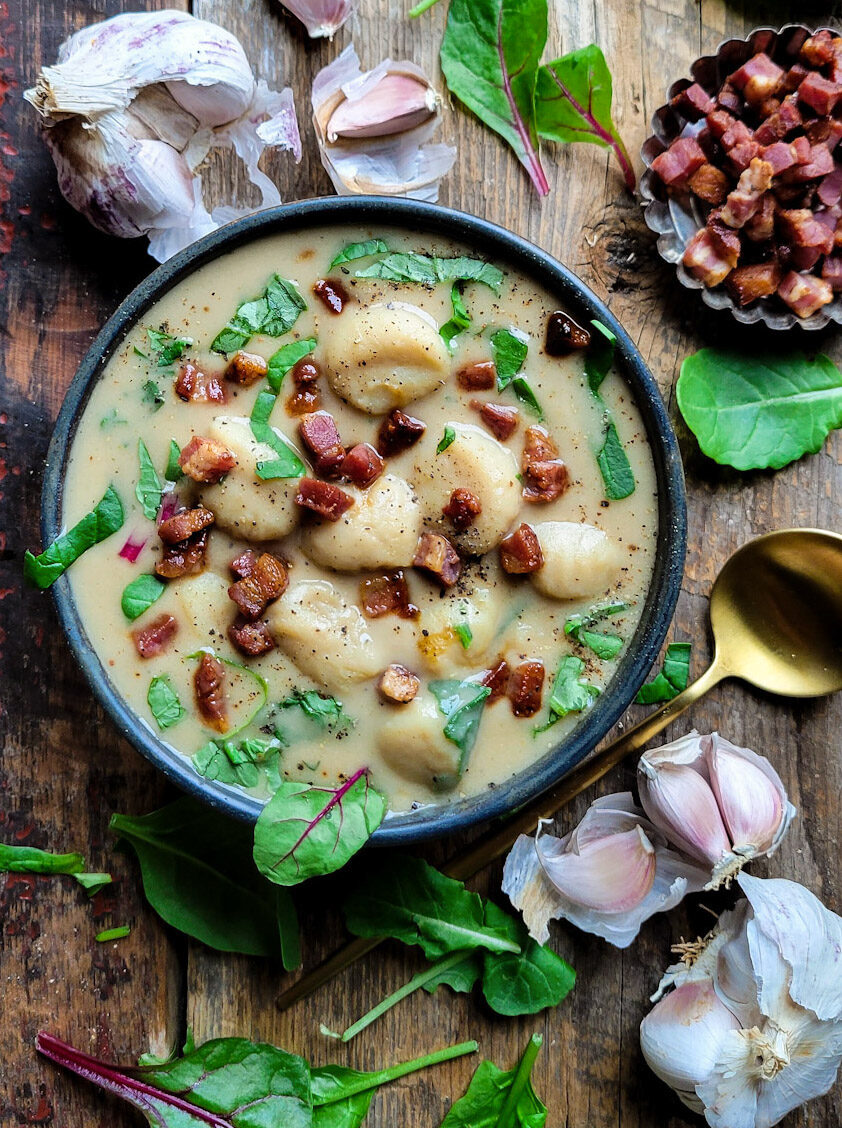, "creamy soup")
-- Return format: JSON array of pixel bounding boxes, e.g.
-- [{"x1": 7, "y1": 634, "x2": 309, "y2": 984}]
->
[{"x1": 63, "y1": 225, "x2": 658, "y2": 814}]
